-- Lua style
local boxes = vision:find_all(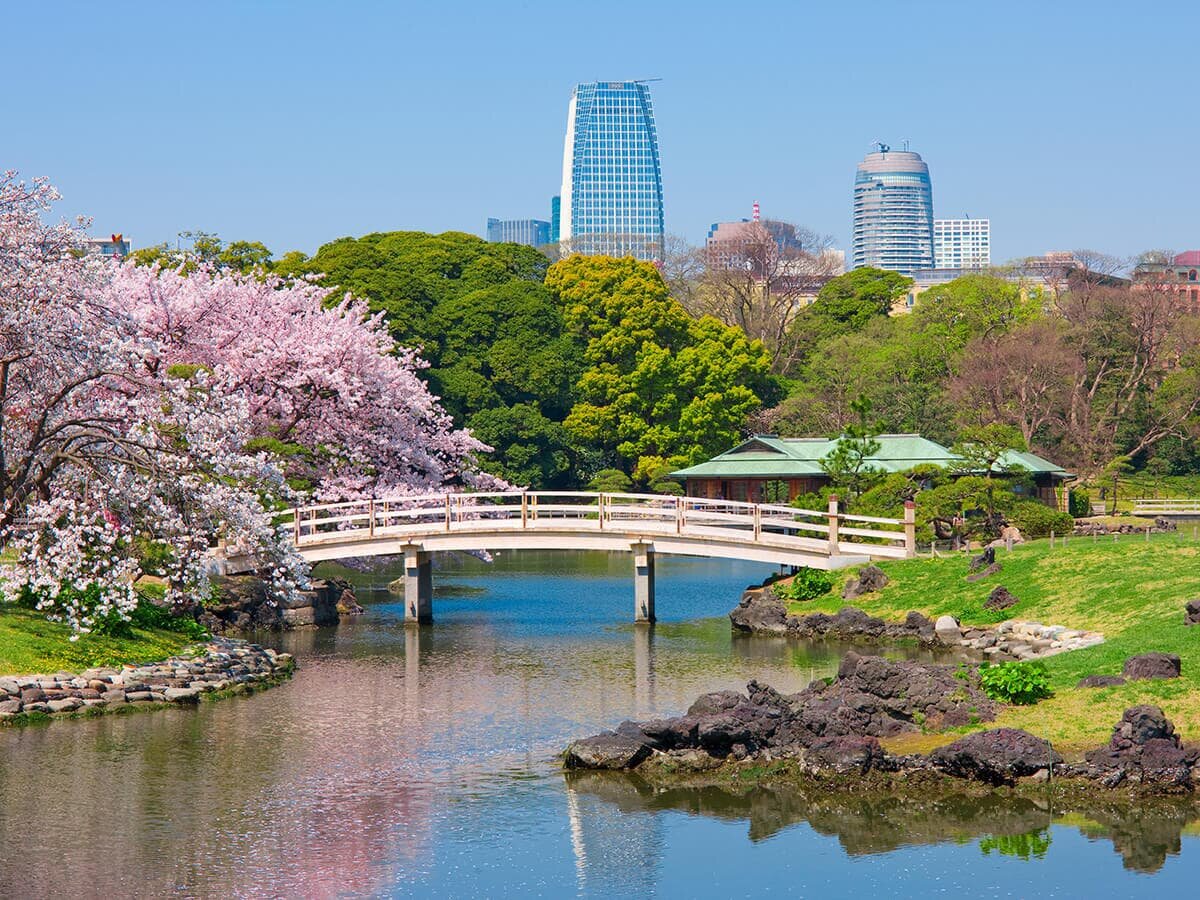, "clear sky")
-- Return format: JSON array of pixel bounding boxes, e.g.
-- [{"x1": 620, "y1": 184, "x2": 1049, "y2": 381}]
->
[{"x1": 6, "y1": 0, "x2": 1197, "y2": 263}]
